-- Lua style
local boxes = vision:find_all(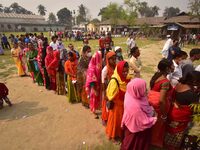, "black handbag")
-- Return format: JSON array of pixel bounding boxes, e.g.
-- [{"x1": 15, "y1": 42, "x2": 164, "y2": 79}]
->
[{"x1": 106, "y1": 77, "x2": 119, "y2": 110}]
